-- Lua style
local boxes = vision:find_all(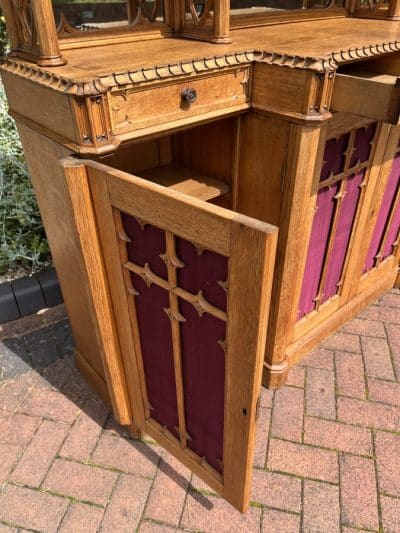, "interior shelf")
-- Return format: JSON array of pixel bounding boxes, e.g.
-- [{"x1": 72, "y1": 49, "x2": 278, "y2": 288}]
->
[{"x1": 140, "y1": 165, "x2": 230, "y2": 201}]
